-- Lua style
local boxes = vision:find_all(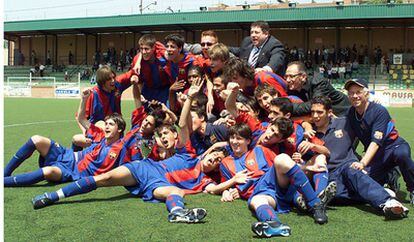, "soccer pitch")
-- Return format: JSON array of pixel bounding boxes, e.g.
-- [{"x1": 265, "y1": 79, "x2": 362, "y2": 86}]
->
[{"x1": 4, "y1": 97, "x2": 414, "y2": 241}]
